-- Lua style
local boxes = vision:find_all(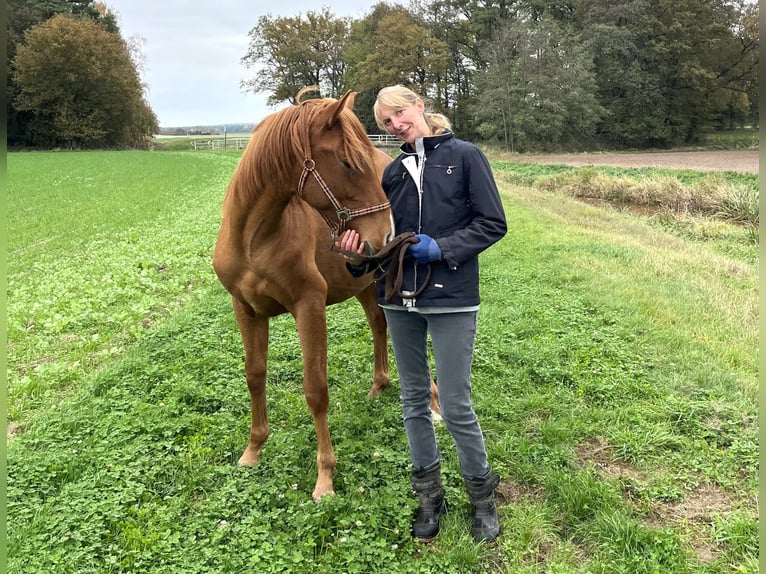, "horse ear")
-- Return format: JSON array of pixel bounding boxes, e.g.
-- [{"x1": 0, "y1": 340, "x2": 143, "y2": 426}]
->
[
  {"x1": 324, "y1": 90, "x2": 357, "y2": 127},
  {"x1": 341, "y1": 90, "x2": 357, "y2": 109}
]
